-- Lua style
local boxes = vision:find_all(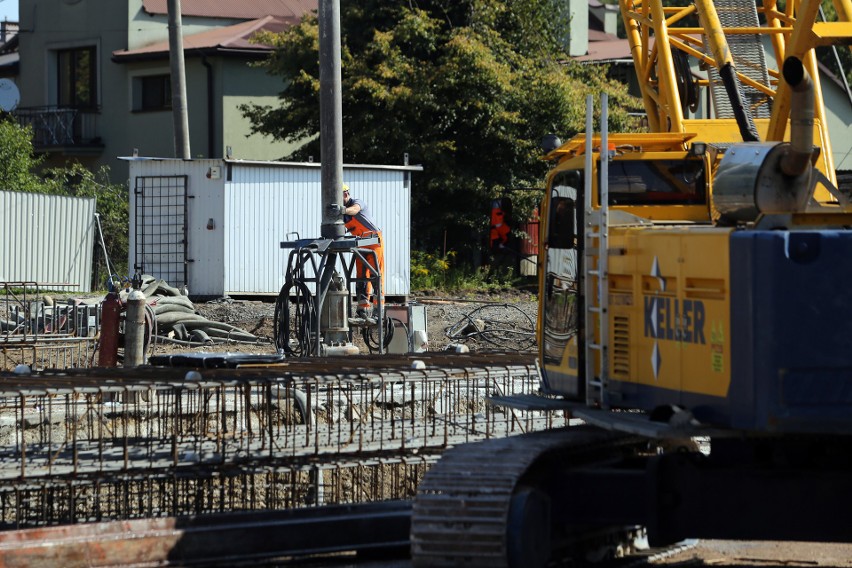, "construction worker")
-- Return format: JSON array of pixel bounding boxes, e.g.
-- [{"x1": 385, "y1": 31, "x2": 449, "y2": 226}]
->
[
  {"x1": 490, "y1": 198, "x2": 511, "y2": 250},
  {"x1": 340, "y1": 184, "x2": 384, "y2": 317}
]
